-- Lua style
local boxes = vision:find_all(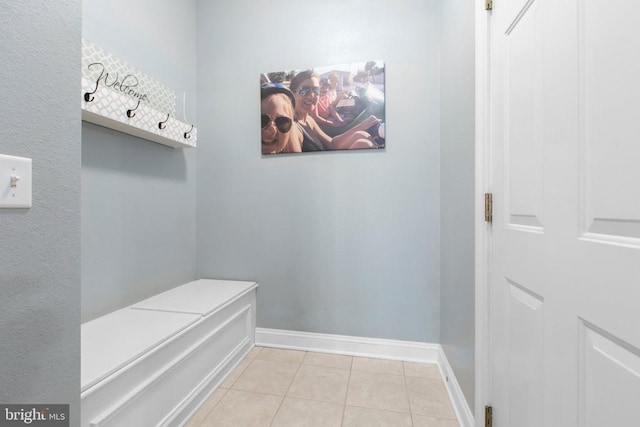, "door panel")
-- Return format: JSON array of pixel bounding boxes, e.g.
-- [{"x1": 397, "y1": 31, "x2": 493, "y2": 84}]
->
[
  {"x1": 581, "y1": 0, "x2": 640, "y2": 241},
  {"x1": 579, "y1": 320, "x2": 640, "y2": 426},
  {"x1": 488, "y1": 0, "x2": 640, "y2": 425},
  {"x1": 507, "y1": 279, "x2": 544, "y2": 427},
  {"x1": 506, "y1": 0, "x2": 543, "y2": 230},
  {"x1": 503, "y1": 0, "x2": 535, "y2": 34}
]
